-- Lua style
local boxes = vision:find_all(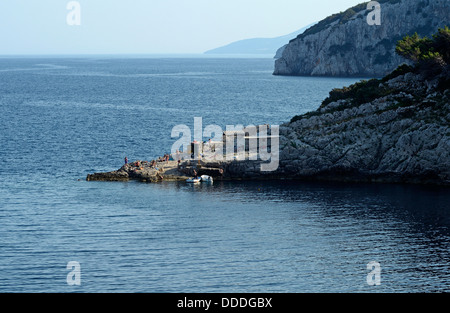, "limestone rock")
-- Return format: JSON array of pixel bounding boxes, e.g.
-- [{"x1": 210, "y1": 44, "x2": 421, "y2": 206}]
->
[{"x1": 274, "y1": 0, "x2": 450, "y2": 77}]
